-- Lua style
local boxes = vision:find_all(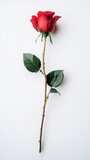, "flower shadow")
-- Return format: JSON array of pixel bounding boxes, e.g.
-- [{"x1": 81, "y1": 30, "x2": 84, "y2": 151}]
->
[{"x1": 52, "y1": 25, "x2": 62, "y2": 35}]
